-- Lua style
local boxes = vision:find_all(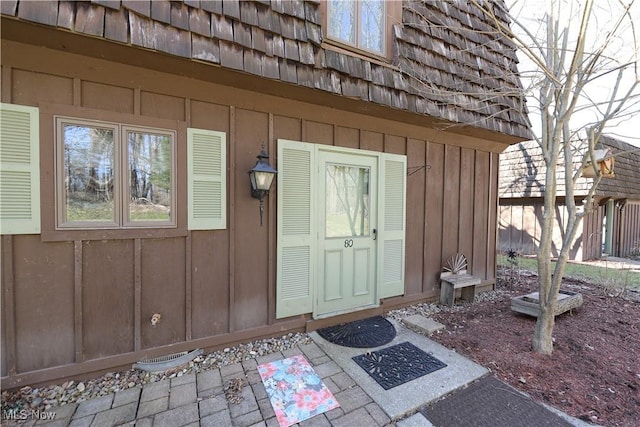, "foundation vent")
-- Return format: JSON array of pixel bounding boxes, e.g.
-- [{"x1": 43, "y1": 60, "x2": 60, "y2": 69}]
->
[{"x1": 133, "y1": 349, "x2": 203, "y2": 372}]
